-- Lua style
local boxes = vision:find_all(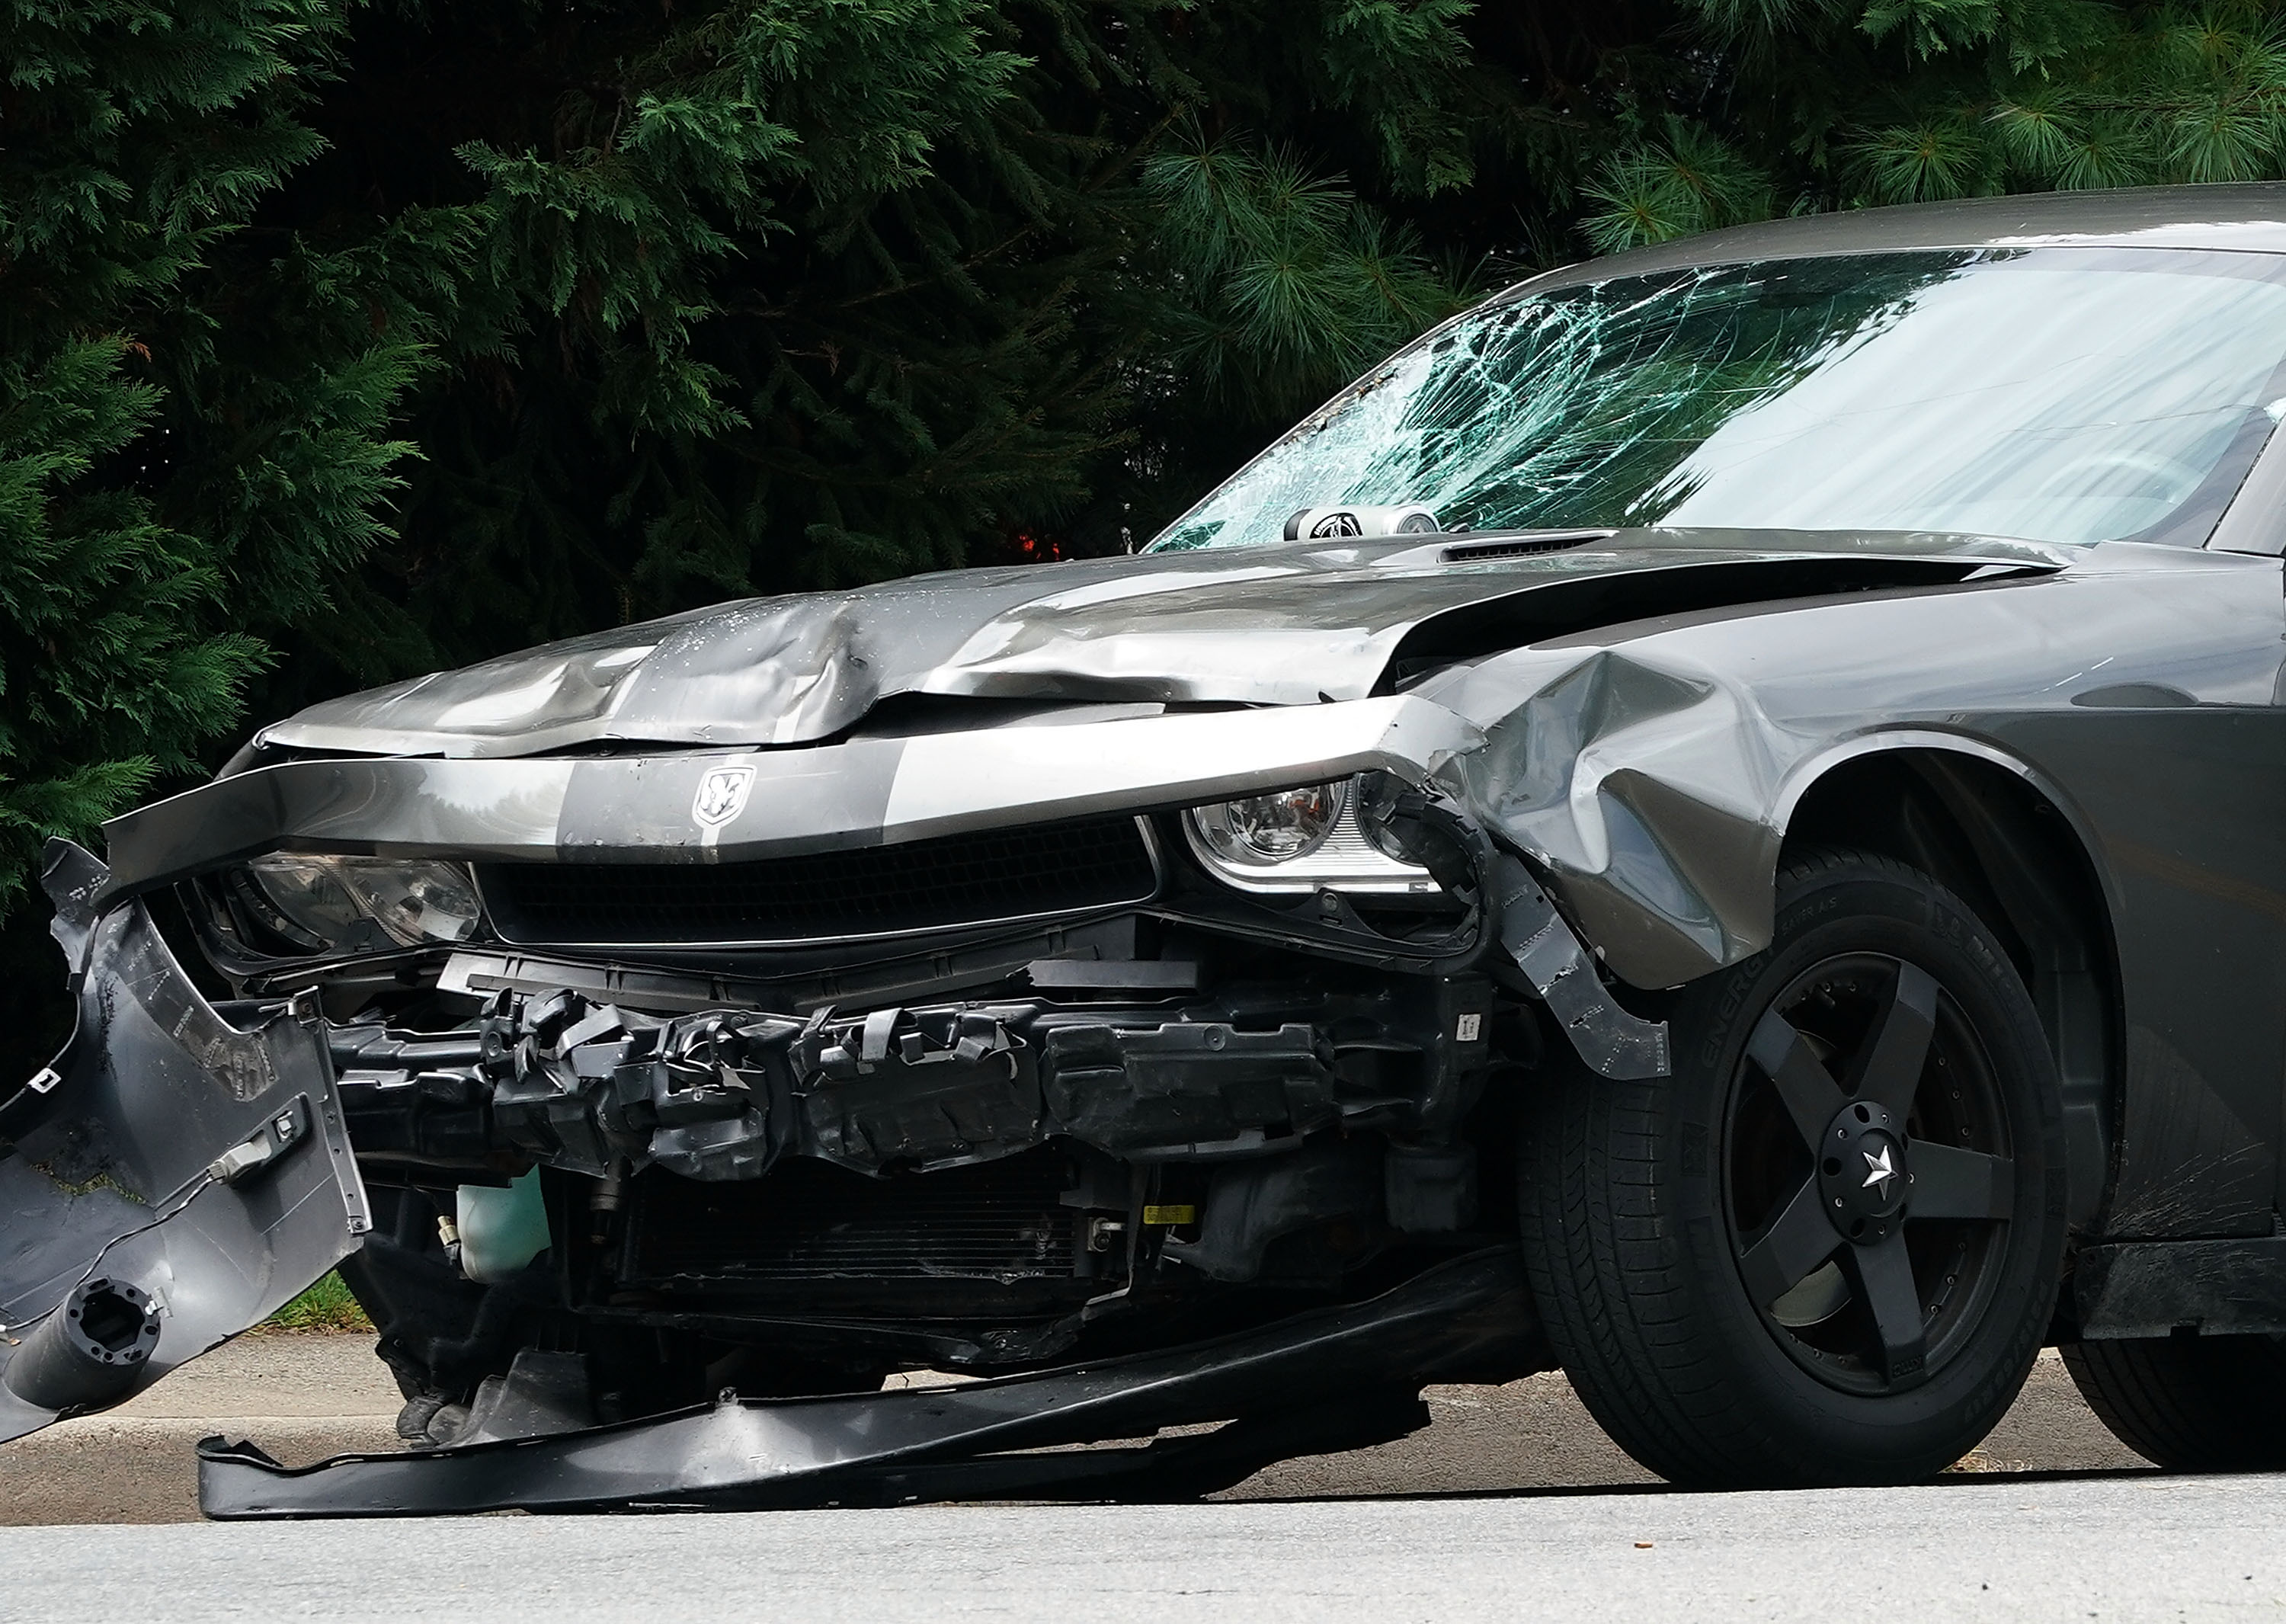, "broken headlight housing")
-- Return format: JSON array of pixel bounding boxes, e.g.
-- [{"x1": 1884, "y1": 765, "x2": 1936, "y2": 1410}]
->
[
  {"x1": 1183, "y1": 777, "x2": 1439, "y2": 895},
  {"x1": 240, "y1": 854, "x2": 482, "y2": 953}
]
